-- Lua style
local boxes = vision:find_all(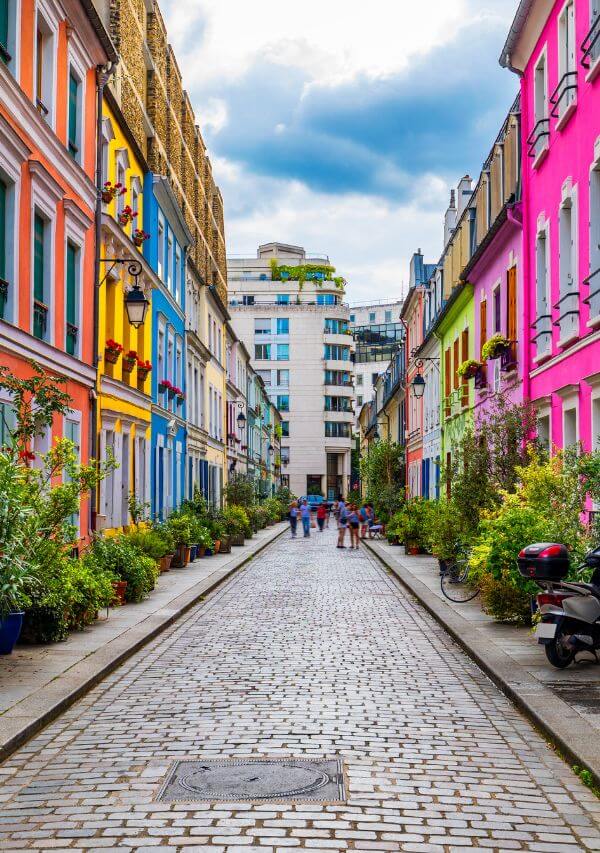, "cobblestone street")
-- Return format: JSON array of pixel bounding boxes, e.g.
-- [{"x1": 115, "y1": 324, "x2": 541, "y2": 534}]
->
[{"x1": 1, "y1": 528, "x2": 600, "y2": 852}]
